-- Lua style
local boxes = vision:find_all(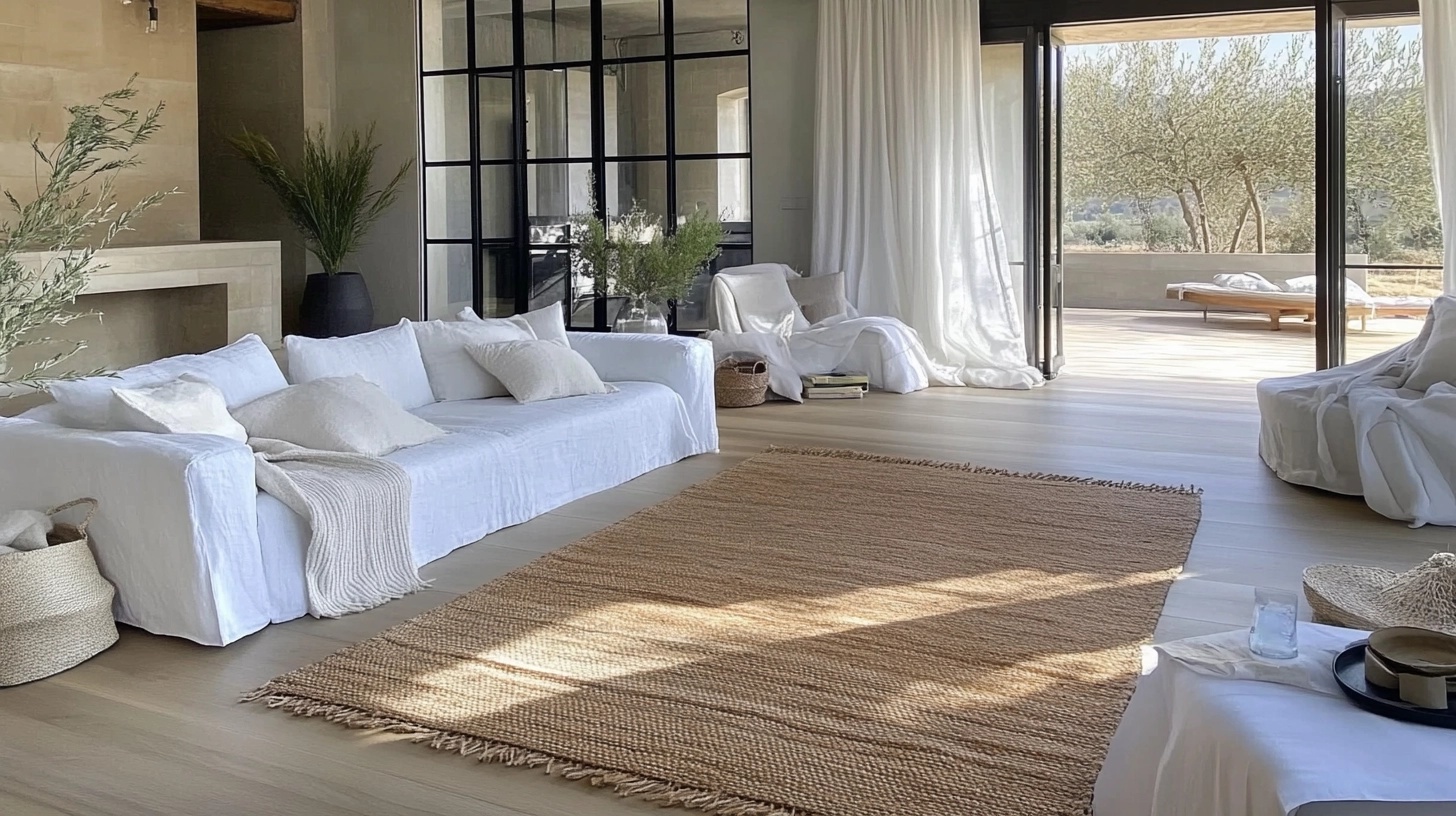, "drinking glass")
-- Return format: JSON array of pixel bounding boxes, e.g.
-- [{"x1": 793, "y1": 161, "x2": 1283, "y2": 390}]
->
[{"x1": 1249, "y1": 587, "x2": 1299, "y2": 659}]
